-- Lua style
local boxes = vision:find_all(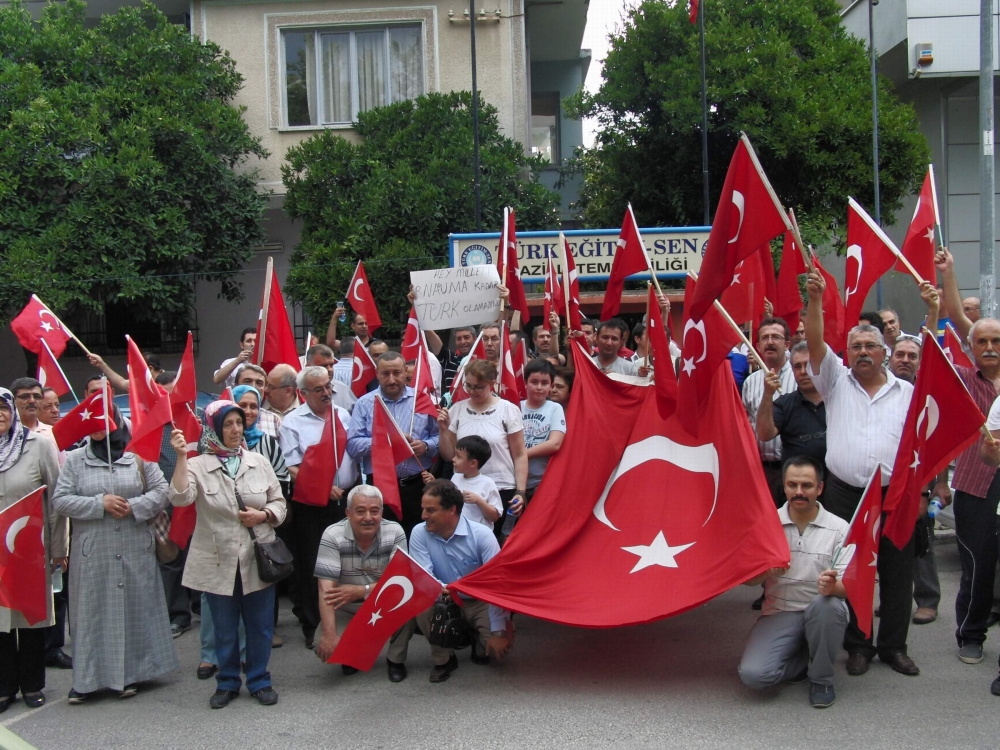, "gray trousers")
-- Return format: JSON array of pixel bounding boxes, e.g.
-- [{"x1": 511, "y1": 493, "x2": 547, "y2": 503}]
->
[
  {"x1": 913, "y1": 515, "x2": 940, "y2": 610},
  {"x1": 414, "y1": 600, "x2": 492, "y2": 666},
  {"x1": 739, "y1": 596, "x2": 849, "y2": 688}
]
